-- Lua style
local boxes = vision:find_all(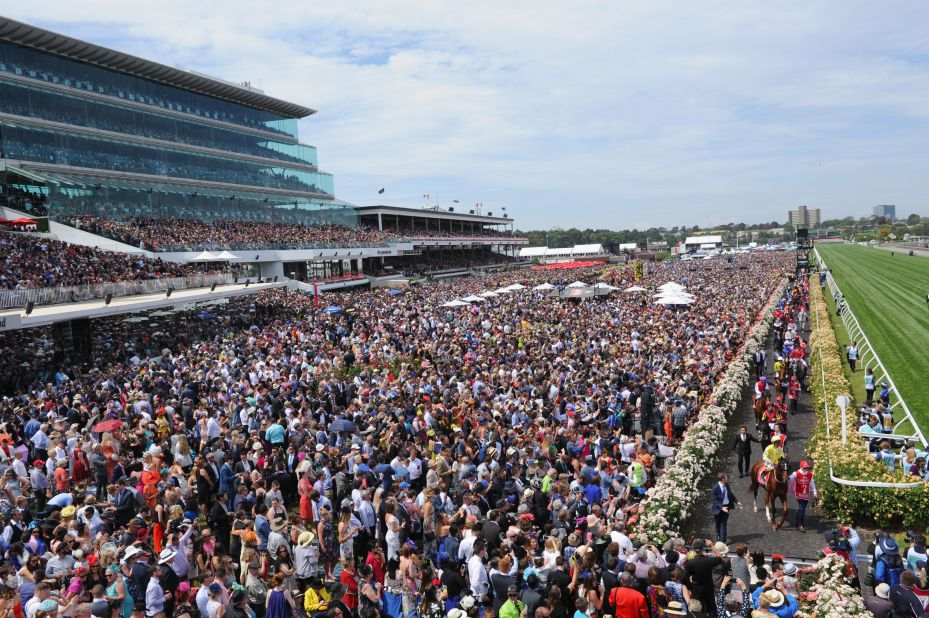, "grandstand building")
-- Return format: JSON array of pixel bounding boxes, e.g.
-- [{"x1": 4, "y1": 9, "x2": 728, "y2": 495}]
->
[{"x1": 0, "y1": 16, "x2": 524, "y2": 284}]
